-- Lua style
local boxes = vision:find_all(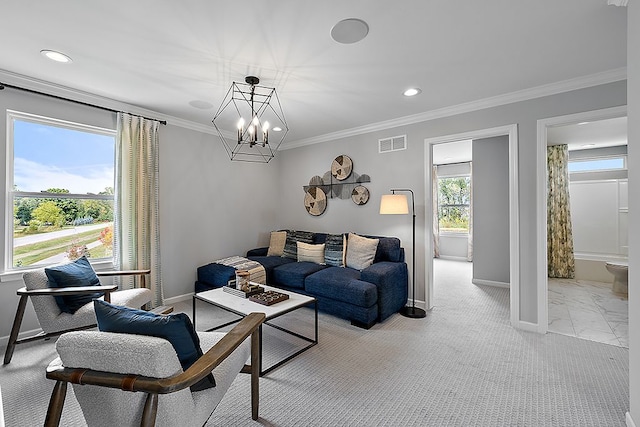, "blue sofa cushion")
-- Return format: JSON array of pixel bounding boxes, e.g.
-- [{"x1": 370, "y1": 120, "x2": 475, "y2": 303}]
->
[
  {"x1": 272, "y1": 261, "x2": 326, "y2": 289},
  {"x1": 370, "y1": 236, "x2": 402, "y2": 263},
  {"x1": 94, "y1": 299, "x2": 215, "y2": 392},
  {"x1": 247, "y1": 255, "x2": 295, "y2": 284},
  {"x1": 45, "y1": 256, "x2": 104, "y2": 314},
  {"x1": 197, "y1": 263, "x2": 236, "y2": 288},
  {"x1": 305, "y1": 267, "x2": 377, "y2": 308}
]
